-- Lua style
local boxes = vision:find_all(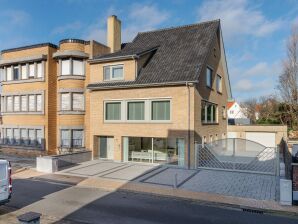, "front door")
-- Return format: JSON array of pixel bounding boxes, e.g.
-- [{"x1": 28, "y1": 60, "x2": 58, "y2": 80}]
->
[{"x1": 99, "y1": 136, "x2": 114, "y2": 160}]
